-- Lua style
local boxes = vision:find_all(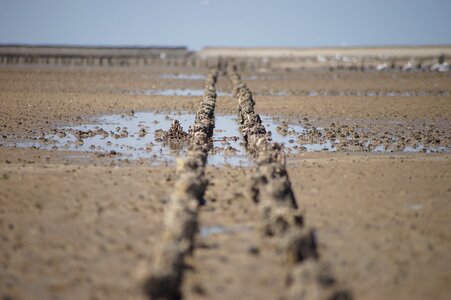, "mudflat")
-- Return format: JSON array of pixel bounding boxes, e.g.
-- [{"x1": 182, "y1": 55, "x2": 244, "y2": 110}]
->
[{"x1": 0, "y1": 59, "x2": 450, "y2": 299}]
